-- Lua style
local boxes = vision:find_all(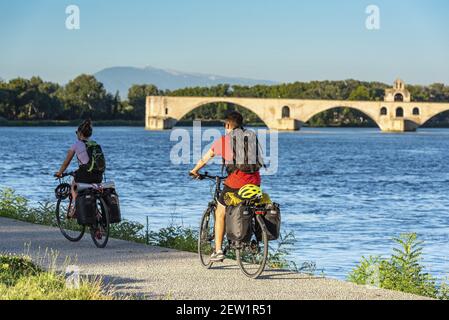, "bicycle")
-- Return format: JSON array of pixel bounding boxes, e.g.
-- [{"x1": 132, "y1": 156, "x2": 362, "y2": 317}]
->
[
  {"x1": 194, "y1": 172, "x2": 269, "y2": 279},
  {"x1": 54, "y1": 172, "x2": 110, "y2": 248}
]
